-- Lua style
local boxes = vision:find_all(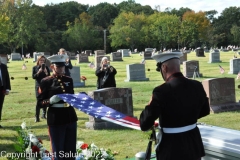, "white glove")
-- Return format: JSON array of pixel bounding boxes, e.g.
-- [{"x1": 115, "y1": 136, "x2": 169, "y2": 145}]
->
[{"x1": 50, "y1": 95, "x2": 62, "y2": 104}]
